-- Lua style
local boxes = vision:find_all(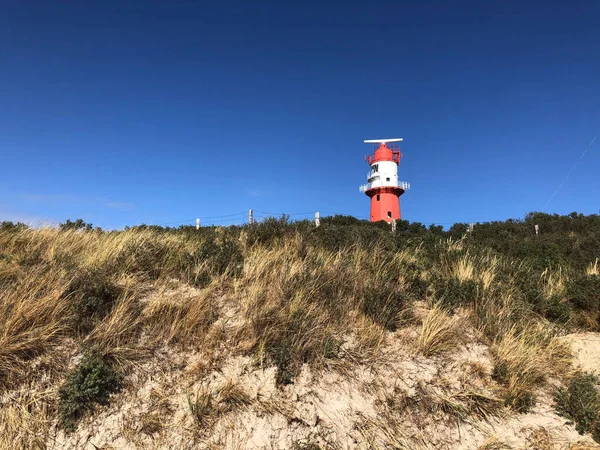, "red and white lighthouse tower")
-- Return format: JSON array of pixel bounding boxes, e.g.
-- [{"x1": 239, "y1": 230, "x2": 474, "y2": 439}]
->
[{"x1": 359, "y1": 138, "x2": 410, "y2": 222}]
